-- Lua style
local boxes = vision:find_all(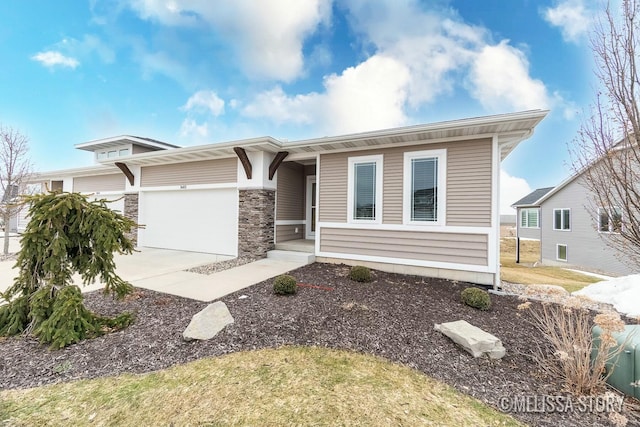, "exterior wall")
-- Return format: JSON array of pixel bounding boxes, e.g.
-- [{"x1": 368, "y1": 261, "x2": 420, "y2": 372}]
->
[
  {"x1": 320, "y1": 228, "x2": 488, "y2": 266},
  {"x1": 540, "y1": 176, "x2": 634, "y2": 276},
  {"x1": 316, "y1": 138, "x2": 495, "y2": 285},
  {"x1": 140, "y1": 158, "x2": 237, "y2": 187},
  {"x1": 73, "y1": 174, "x2": 125, "y2": 193},
  {"x1": 132, "y1": 145, "x2": 158, "y2": 155},
  {"x1": 276, "y1": 162, "x2": 304, "y2": 220},
  {"x1": 275, "y1": 224, "x2": 304, "y2": 242},
  {"x1": 238, "y1": 189, "x2": 275, "y2": 259},
  {"x1": 516, "y1": 207, "x2": 542, "y2": 240},
  {"x1": 318, "y1": 138, "x2": 492, "y2": 226},
  {"x1": 124, "y1": 193, "x2": 139, "y2": 245}
]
